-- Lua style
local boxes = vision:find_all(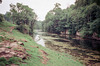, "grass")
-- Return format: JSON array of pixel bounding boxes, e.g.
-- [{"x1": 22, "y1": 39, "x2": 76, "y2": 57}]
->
[
  {"x1": 0, "y1": 57, "x2": 21, "y2": 66},
  {"x1": 0, "y1": 21, "x2": 84, "y2": 66}
]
